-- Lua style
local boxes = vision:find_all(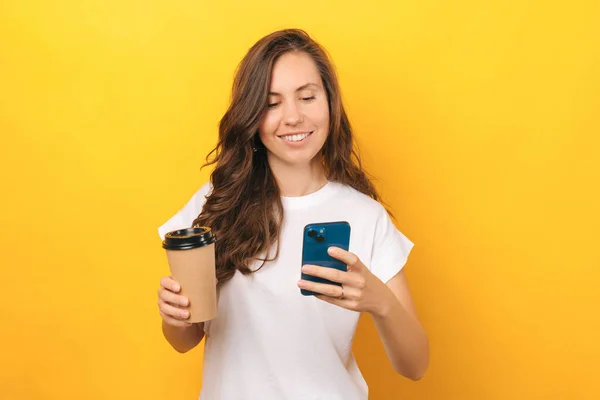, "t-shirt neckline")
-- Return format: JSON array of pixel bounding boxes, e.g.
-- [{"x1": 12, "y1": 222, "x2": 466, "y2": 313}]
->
[{"x1": 281, "y1": 180, "x2": 336, "y2": 210}]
